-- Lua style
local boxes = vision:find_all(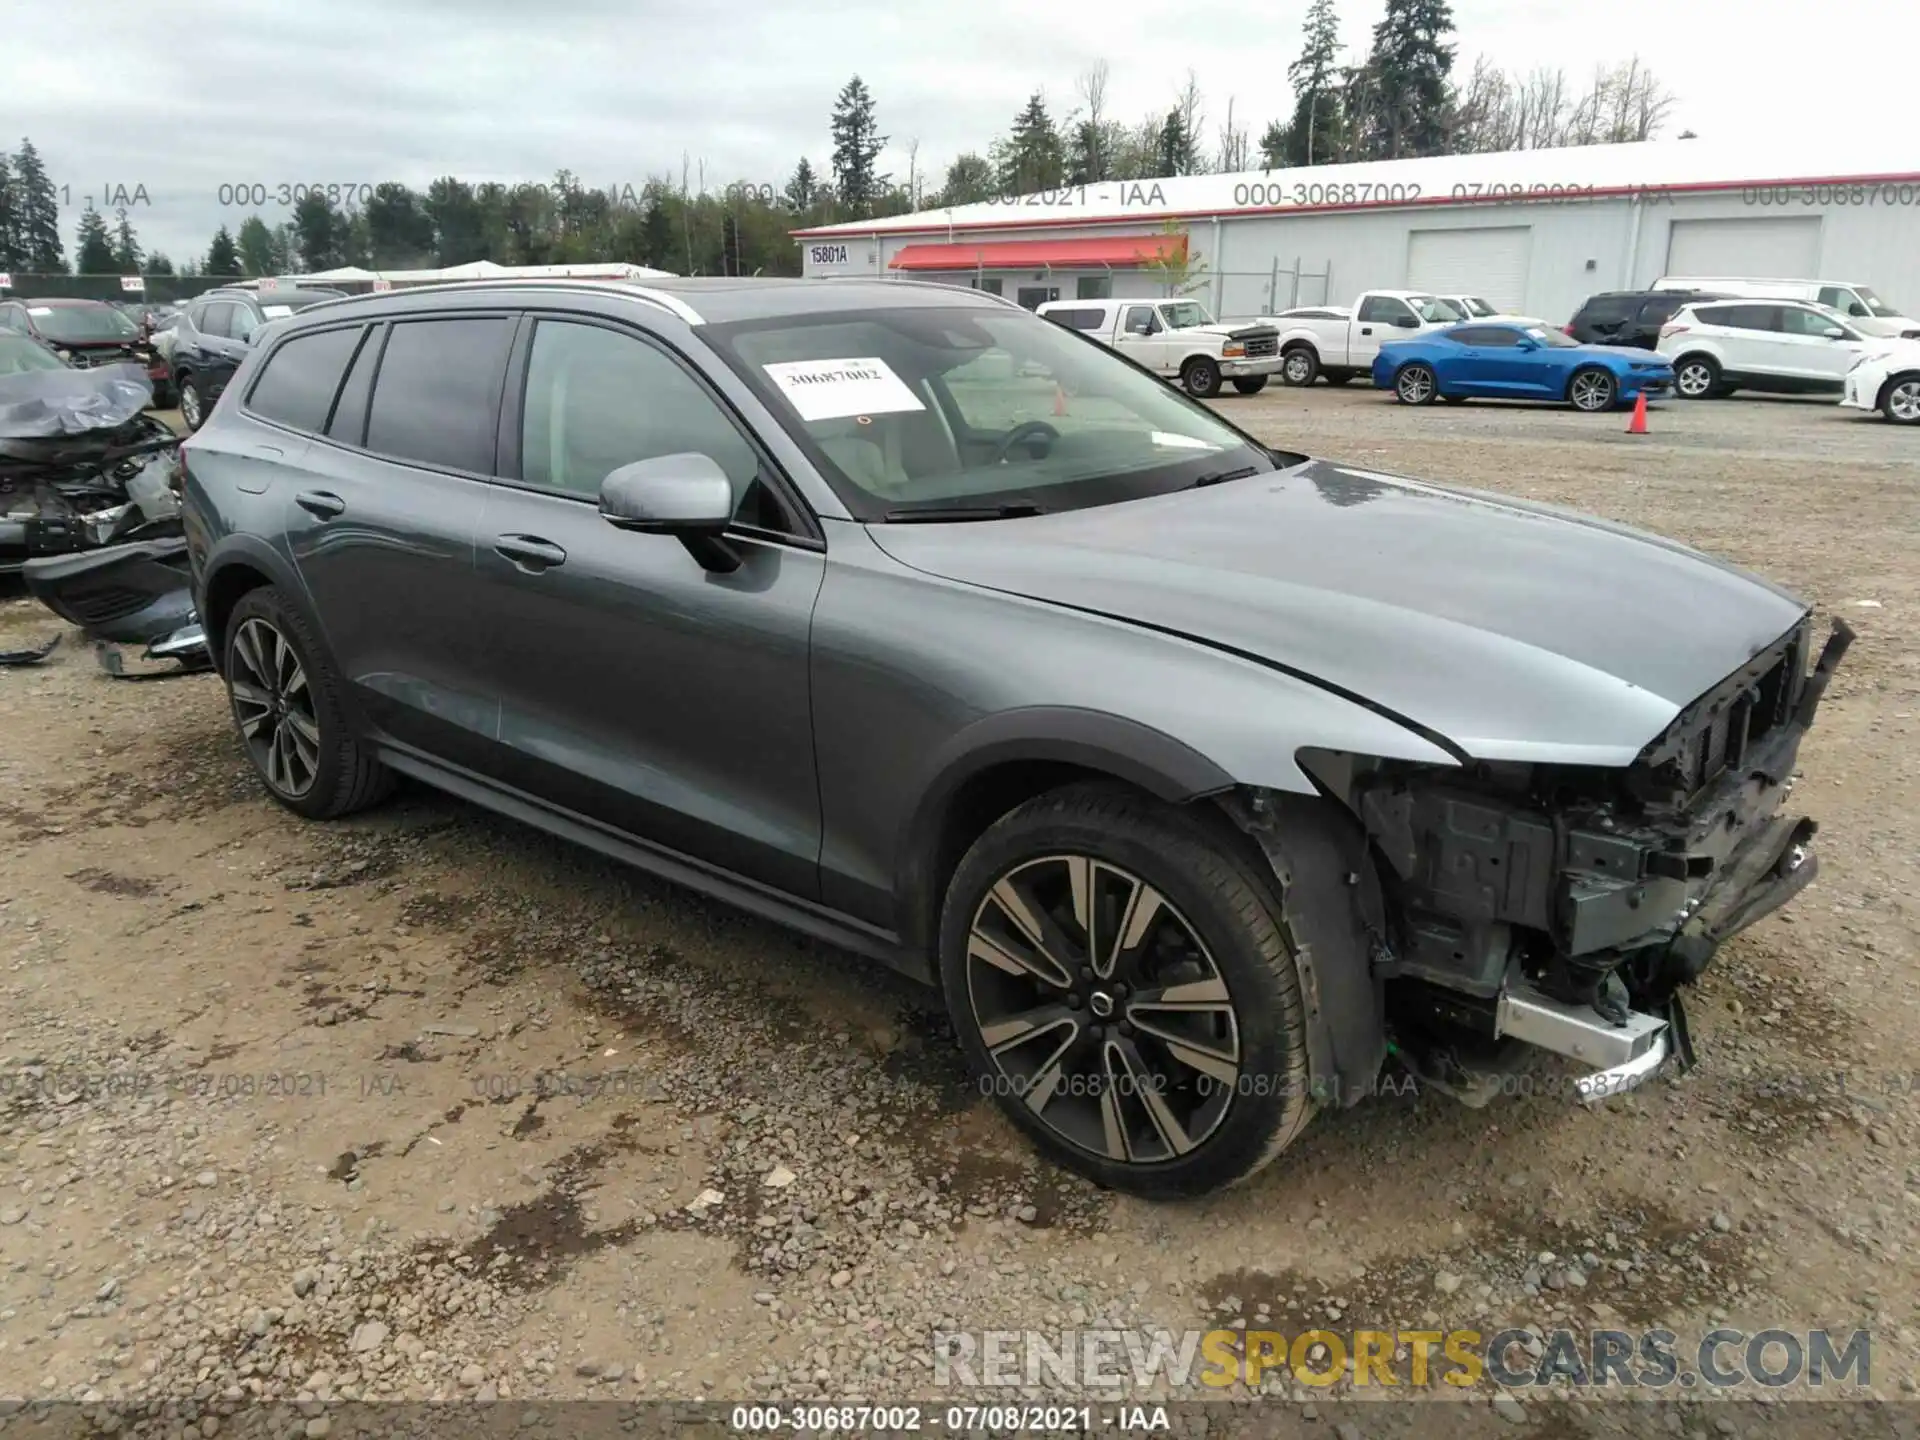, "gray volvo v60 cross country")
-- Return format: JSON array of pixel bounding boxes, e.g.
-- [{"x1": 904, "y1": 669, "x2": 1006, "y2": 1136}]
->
[{"x1": 178, "y1": 277, "x2": 1849, "y2": 1198}]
